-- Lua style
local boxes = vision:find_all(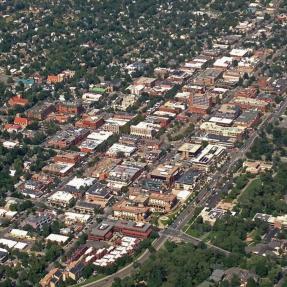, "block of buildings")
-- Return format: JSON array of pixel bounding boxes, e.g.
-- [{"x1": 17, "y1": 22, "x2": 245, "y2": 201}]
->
[
  {"x1": 78, "y1": 130, "x2": 113, "y2": 153},
  {"x1": 27, "y1": 102, "x2": 55, "y2": 120},
  {"x1": 200, "y1": 122, "x2": 246, "y2": 139},
  {"x1": 107, "y1": 161, "x2": 146, "y2": 190},
  {"x1": 47, "y1": 128, "x2": 90, "y2": 149}
]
